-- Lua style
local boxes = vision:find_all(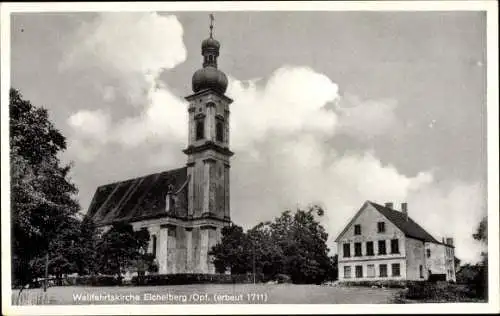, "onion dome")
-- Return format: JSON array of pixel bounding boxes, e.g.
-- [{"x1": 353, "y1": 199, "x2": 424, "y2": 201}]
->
[
  {"x1": 201, "y1": 37, "x2": 220, "y2": 51},
  {"x1": 191, "y1": 14, "x2": 228, "y2": 94},
  {"x1": 192, "y1": 66, "x2": 228, "y2": 94}
]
